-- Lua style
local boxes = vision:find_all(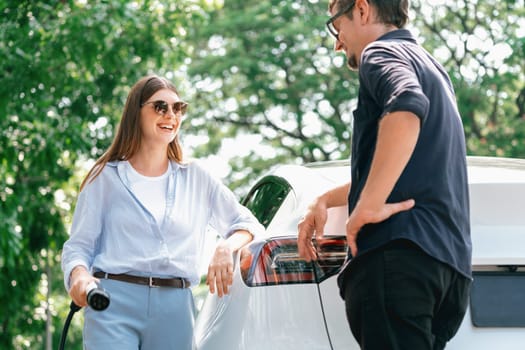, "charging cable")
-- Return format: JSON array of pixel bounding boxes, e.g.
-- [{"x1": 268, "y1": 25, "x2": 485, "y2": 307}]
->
[{"x1": 58, "y1": 282, "x2": 110, "y2": 350}]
